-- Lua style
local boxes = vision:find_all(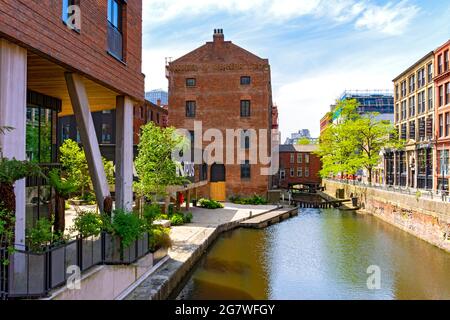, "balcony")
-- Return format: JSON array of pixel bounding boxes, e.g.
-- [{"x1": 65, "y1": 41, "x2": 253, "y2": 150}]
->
[{"x1": 107, "y1": 23, "x2": 123, "y2": 61}]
